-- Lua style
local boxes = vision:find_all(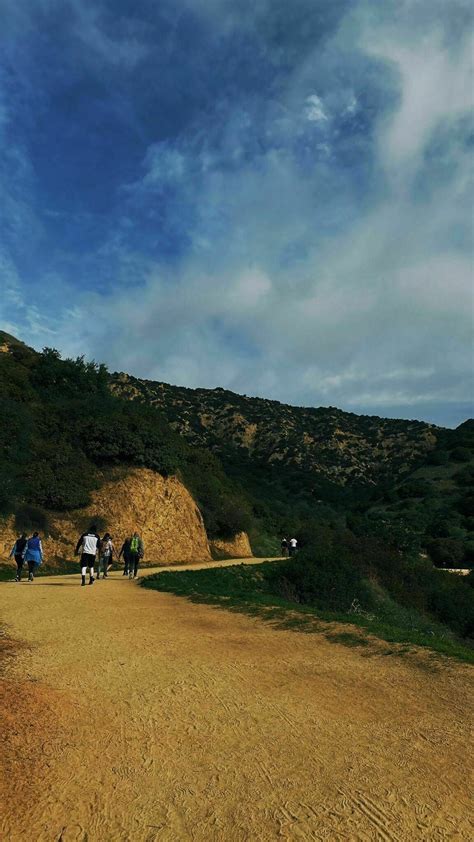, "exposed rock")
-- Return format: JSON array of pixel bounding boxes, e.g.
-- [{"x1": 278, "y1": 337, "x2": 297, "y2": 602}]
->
[
  {"x1": 1, "y1": 468, "x2": 211, "y2": 567},
  {"x1": 210, "y1": 531, "x2": 253, "y2": 558}
]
